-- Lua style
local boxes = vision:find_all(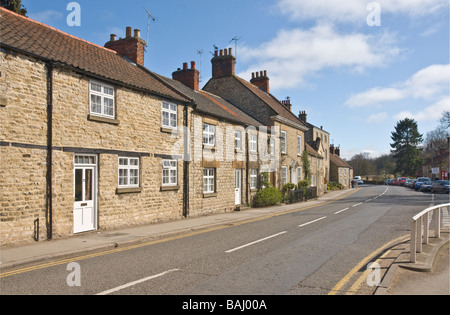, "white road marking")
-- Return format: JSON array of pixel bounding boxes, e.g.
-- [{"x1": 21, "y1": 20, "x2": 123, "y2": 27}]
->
[
  {"x1": 334, "y1": 208, "x2": 350, "y2": 215},
  {"x1": 225, "y1": 231, "x2": 287, "y2": 253},
  {"x1": 96, "y1": 269, "x2": 179, "y2": 295},
  {"x1": 352, "y1": 203, "x2": 363, "y2": 207},
  {"x1": 299, "y1": 216, "x2": 327, "y2": 227}
]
